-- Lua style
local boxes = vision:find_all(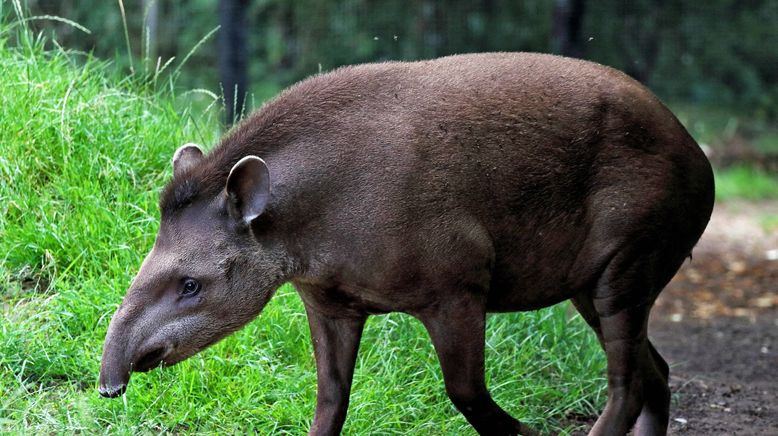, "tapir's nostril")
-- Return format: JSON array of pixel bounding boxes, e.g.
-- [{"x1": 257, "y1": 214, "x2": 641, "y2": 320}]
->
[
  {"x1": 134, "y1": 347, "x2": 167, "y2": 373},
  {"x1": 98, "y1": 383, "x2": 127, "y2": 398}
]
